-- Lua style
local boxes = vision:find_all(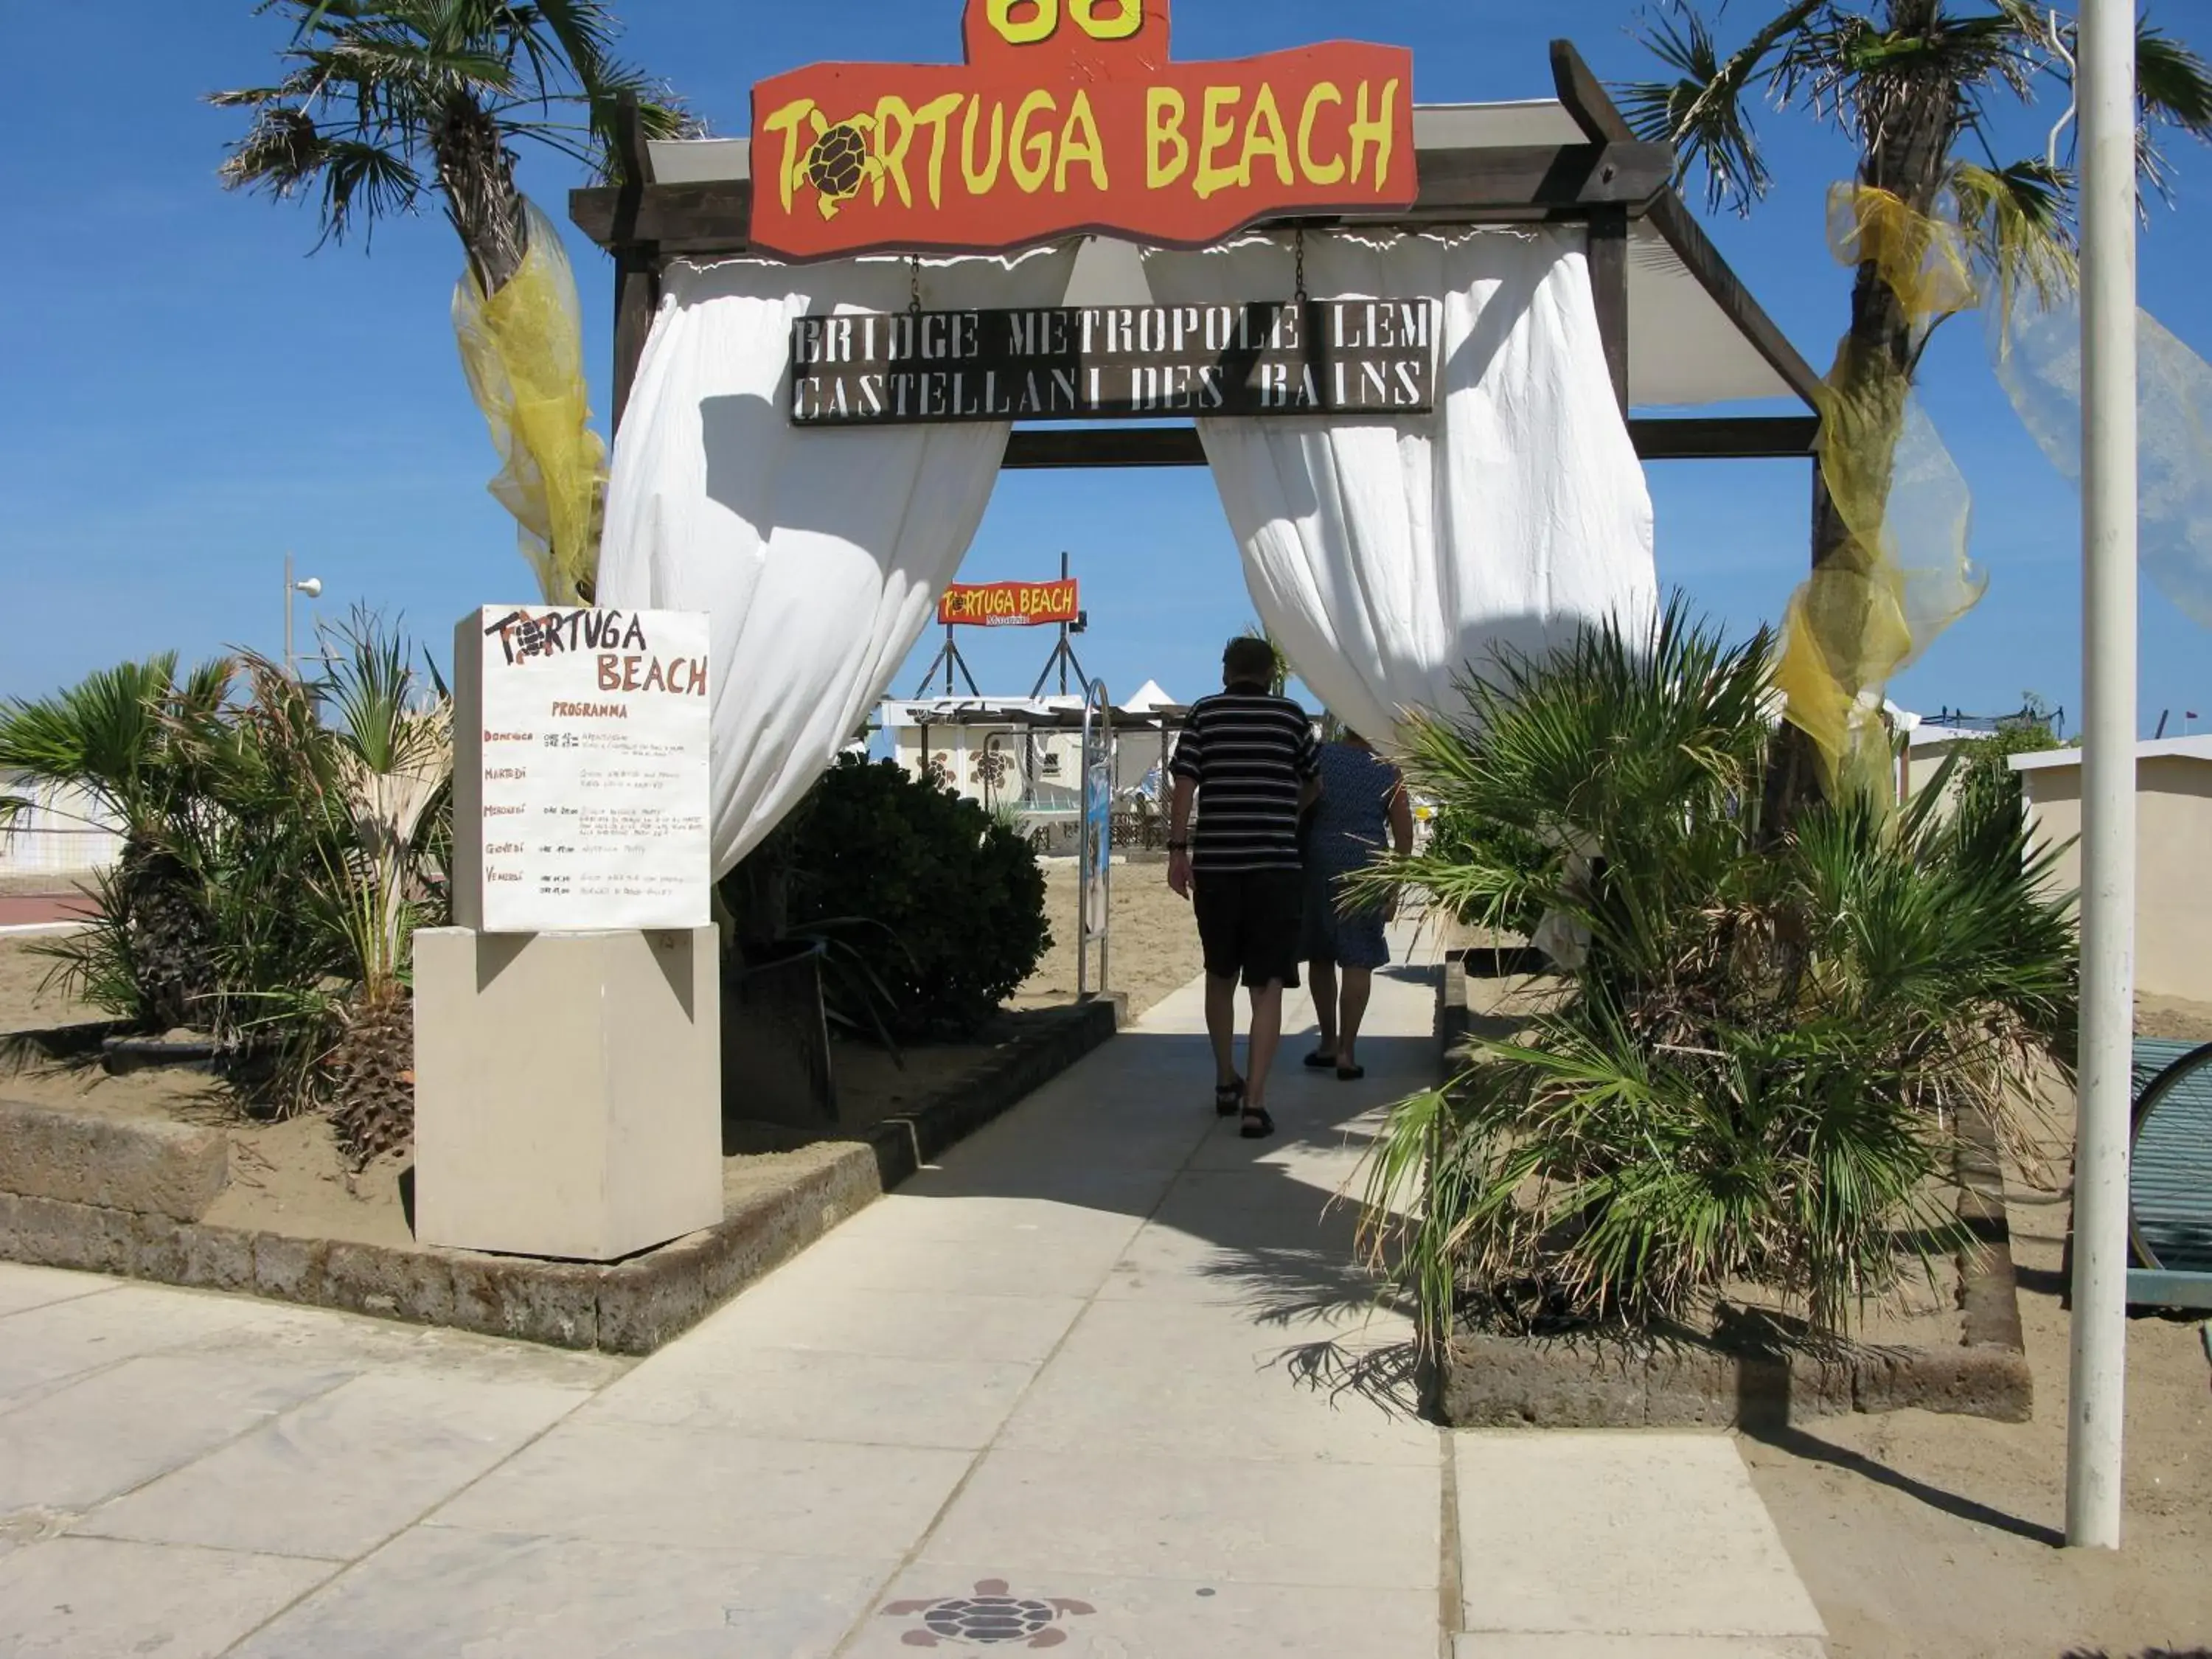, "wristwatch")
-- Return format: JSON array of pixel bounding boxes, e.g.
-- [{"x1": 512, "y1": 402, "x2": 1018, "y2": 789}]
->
[{"x1": 1166, "y1": 841, "x2": 1189, "y2": 852}]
